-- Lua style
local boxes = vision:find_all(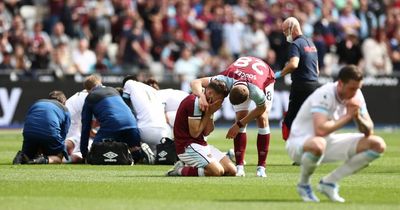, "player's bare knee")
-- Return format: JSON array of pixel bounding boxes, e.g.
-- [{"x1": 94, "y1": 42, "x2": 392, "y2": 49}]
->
[
  {"x1": 65, "y1": 140, "x2": 74, "y2": 155},
  {"x1": 224, "y1": 165, "x2": 237, "y2": 176},
  {"x1": 207, "y1": 168, "x2": 224, "y2": 176},
  {"x1": 304, "y1": 138, "x2": 326, "y2": 156},
  {"x1": 205, "y1": 163, "x2": 224, "y2": 176},
  {"x1": 369, "y1": 135, "x2": 386, "y2": 153},
  {"x1": 48, "y1": 155, "x2": 62, "y2": 164},
  {"x1": 220, "y1": 157, "x2": 237, "y2": 176},
  {"x1": 256, "y1": 114, "x2": 268, "y2": 126}
]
